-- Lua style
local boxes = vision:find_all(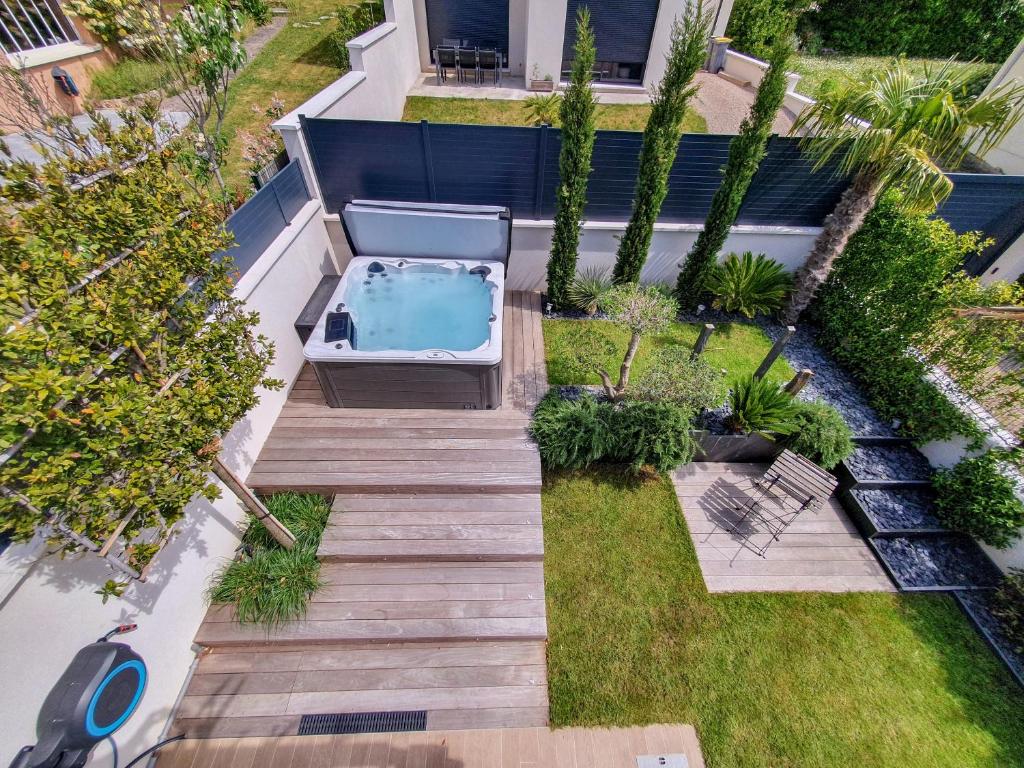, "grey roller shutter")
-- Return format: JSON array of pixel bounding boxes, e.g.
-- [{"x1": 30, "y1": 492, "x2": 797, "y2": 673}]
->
[
  {"x1": 425, "y1": 0, "x2": 509, "y2": 53},
  {"x1": 563, "y1": 0, "x2": 661, "y2": 64}
]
